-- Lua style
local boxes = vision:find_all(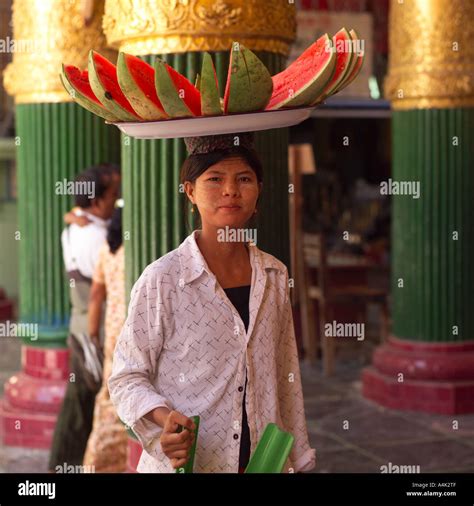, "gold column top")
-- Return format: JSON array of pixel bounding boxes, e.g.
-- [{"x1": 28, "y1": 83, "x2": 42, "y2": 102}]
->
[
  {"x1": 4, "y1": 0, "x2": 114, "y2": 104},
  {"x1": 385, "y1": 0, "x2": 474, "y2": 110},
  {"x1": 103, "y1": 0, "x2": 296, "y2": 57}
]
